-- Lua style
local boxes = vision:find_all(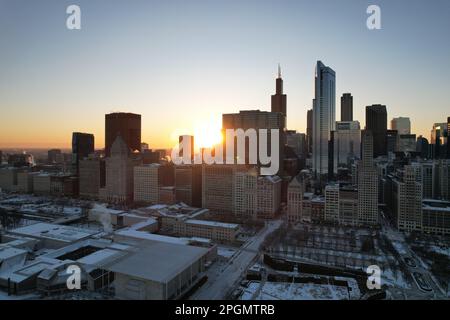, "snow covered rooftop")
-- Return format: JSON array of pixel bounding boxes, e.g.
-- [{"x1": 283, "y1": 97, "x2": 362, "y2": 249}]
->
[
  {"x1": 107, "y1": 241, "x2": 209, "y2": 283},
  {"x1": 185, "y1": 219, "x2": 239, "y2": 229},
  {"x1": 9, "y1": 223, "x2": 100, "y2": 243}
]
